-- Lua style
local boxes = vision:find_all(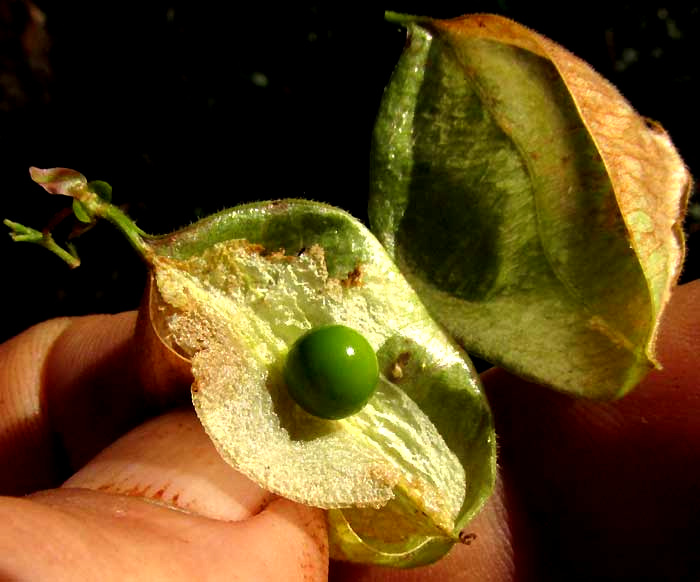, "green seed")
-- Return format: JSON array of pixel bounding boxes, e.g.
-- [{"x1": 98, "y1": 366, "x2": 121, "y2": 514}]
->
[{"x1": 284, "y1": 324, "x2": 379, "y2": 420}]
